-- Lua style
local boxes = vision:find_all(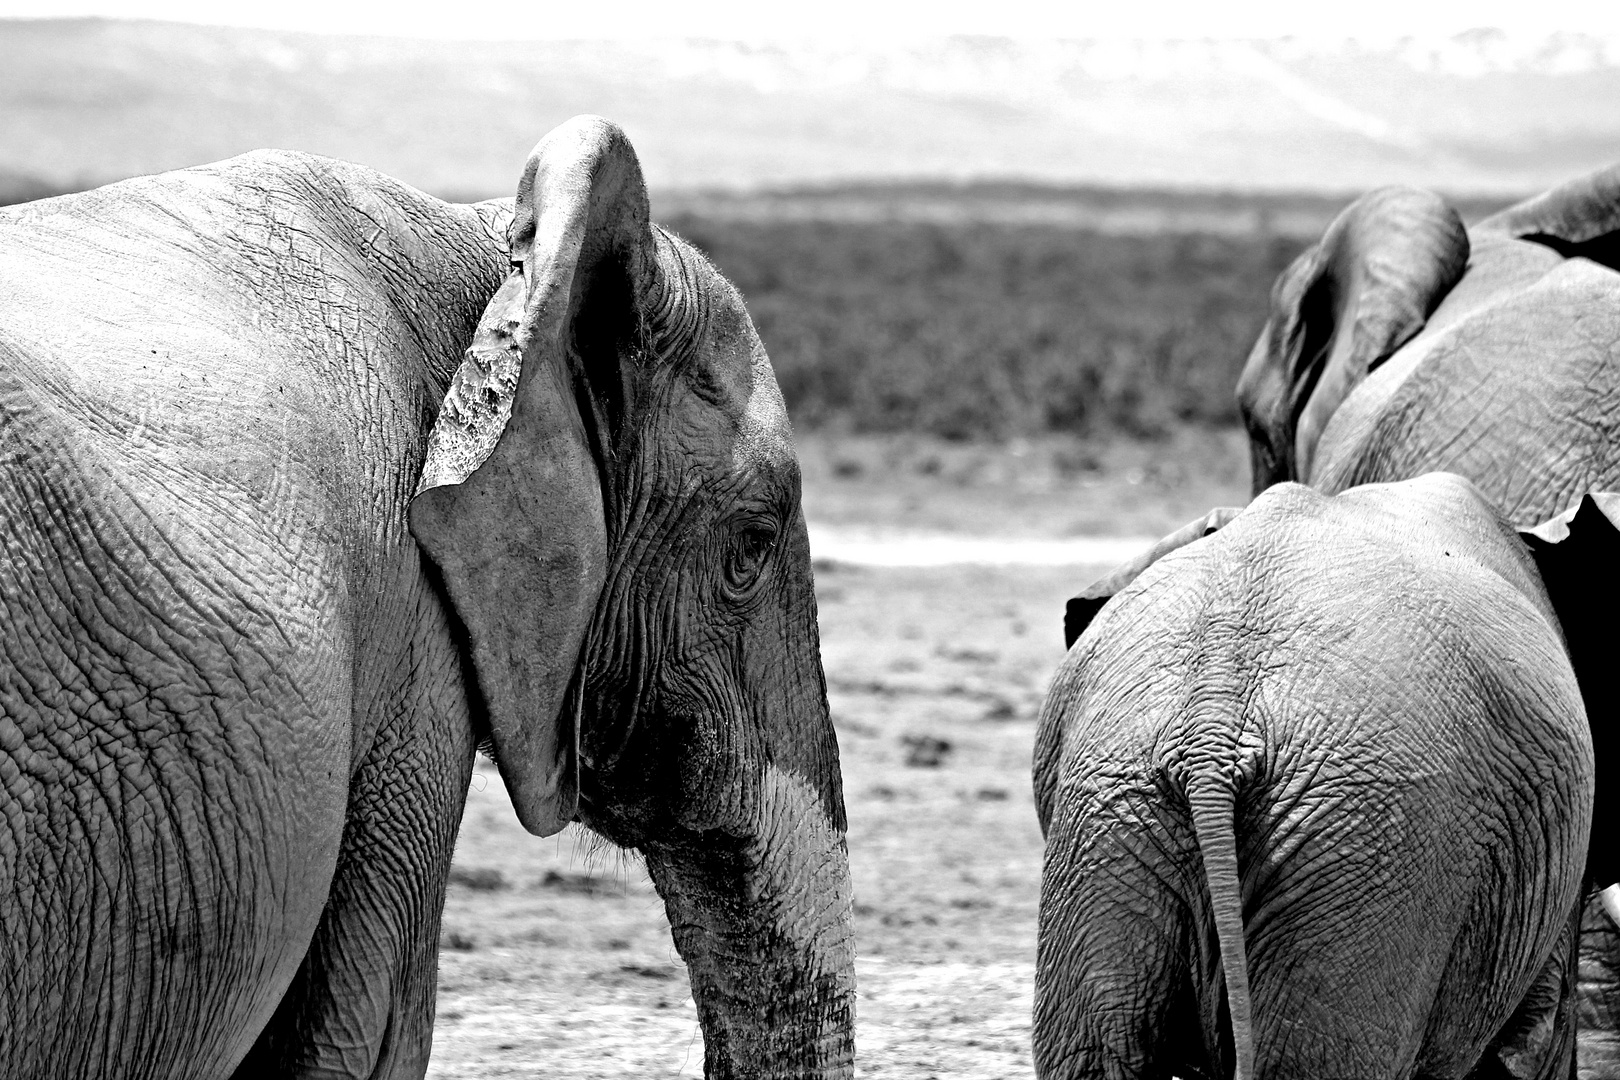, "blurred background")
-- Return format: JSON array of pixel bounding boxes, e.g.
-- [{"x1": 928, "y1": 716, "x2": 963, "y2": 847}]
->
[
  {"x1": 5, "y1": 3, "x2": 1618, "y2": 1076},
  {"x1": 6, "y1": 9, "x2": 1620, "y2": 455}
]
